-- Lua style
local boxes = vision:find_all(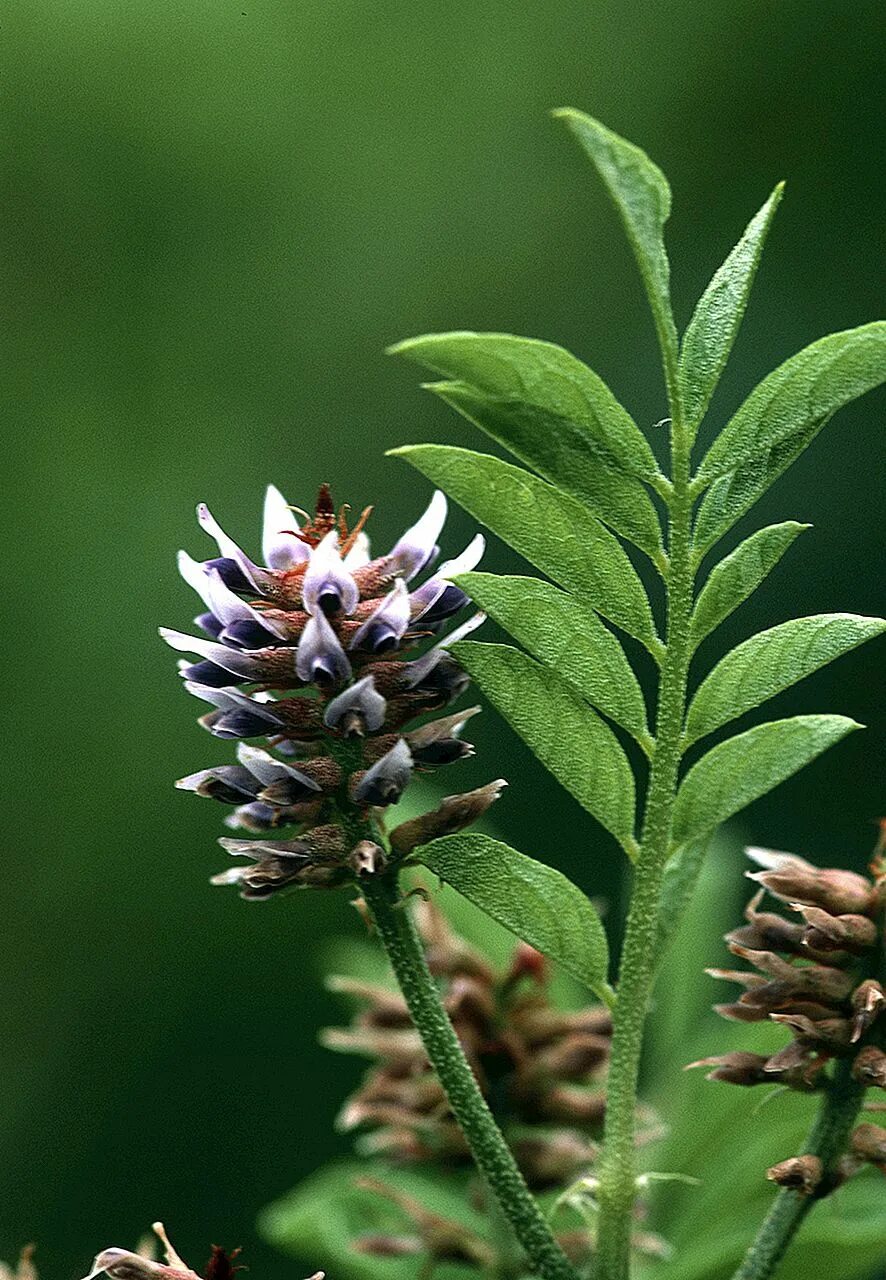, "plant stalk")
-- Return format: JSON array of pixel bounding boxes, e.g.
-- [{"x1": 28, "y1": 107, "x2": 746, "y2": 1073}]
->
[
  {"x1": 594, "y1": 385, "x2": 695, "y2": 1279},
  {"x1": 731, "y1": 1057, "x2": 867, "y2": 1280},
  {"x1": 360, "y1": 872, "x2": 581, "y2": 1280}
]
